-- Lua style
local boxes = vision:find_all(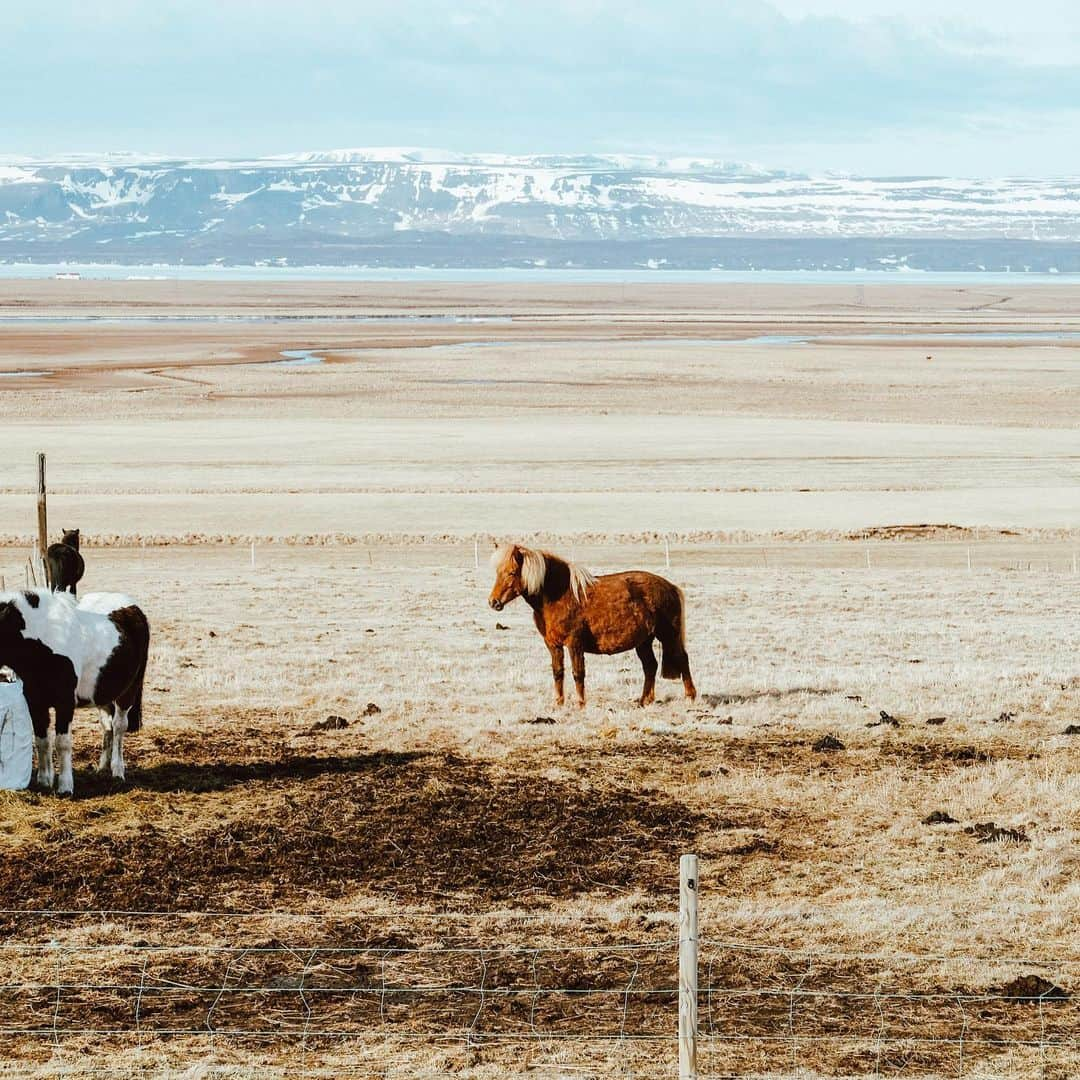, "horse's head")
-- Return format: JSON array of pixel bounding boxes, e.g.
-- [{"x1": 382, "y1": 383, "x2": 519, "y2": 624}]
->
[
  {"x1": 0, "y1": 598, "x2": 26, "y2": 650},
  {"x1": 489, "y1": 544, "x2": 546, "y2": 610},
  {"x1": 488, "y1": 544, "x2": 523, "y2": 610},
  {"x1": 61, "y1": 528, "x2": 80, "y2": 549}
]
